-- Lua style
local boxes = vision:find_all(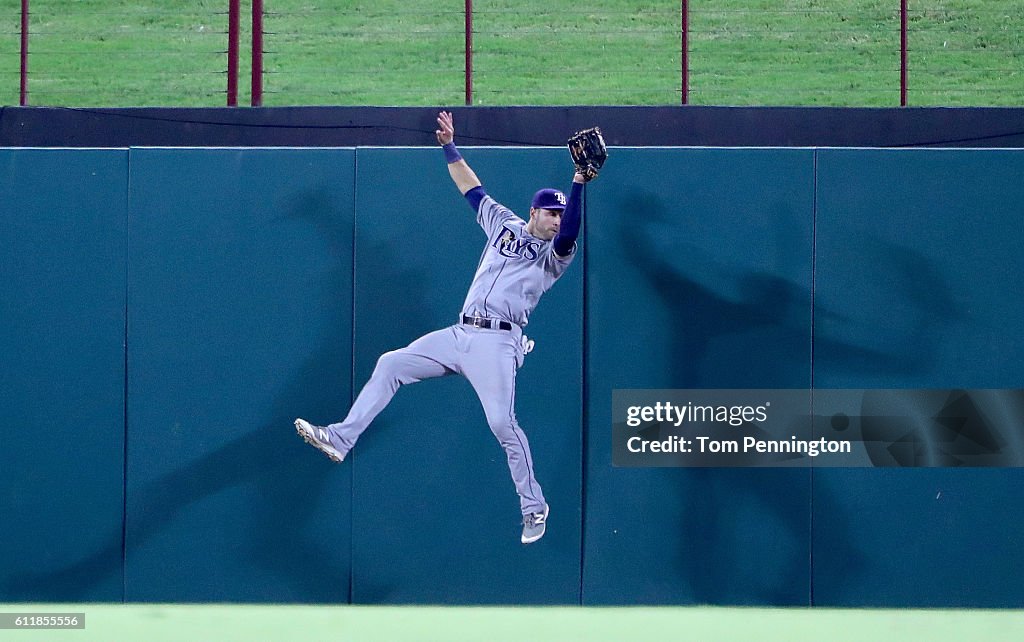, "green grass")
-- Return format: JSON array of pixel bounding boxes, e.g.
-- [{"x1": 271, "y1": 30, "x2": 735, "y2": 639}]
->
[
  {"x1": 4, "y1": 604, "x2": 1024, "y2": 642},
  {"x1": 0, "y1": 0, "x2": 1022, "y2": 107}
]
